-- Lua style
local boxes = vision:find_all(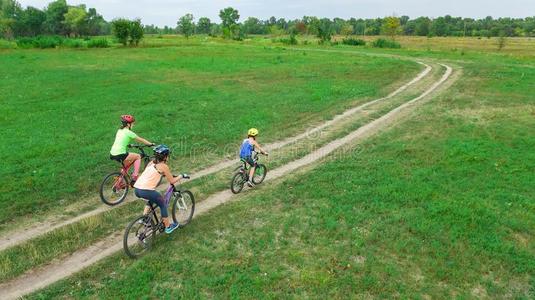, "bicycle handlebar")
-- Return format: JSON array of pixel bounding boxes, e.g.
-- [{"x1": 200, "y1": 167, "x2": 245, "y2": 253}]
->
[
  {"x1": 170, "y1": 174, "x2": 190, "y2": 192},
  {"x1": 128, "y1": 144, "x2": 154, "y2": 149}
]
